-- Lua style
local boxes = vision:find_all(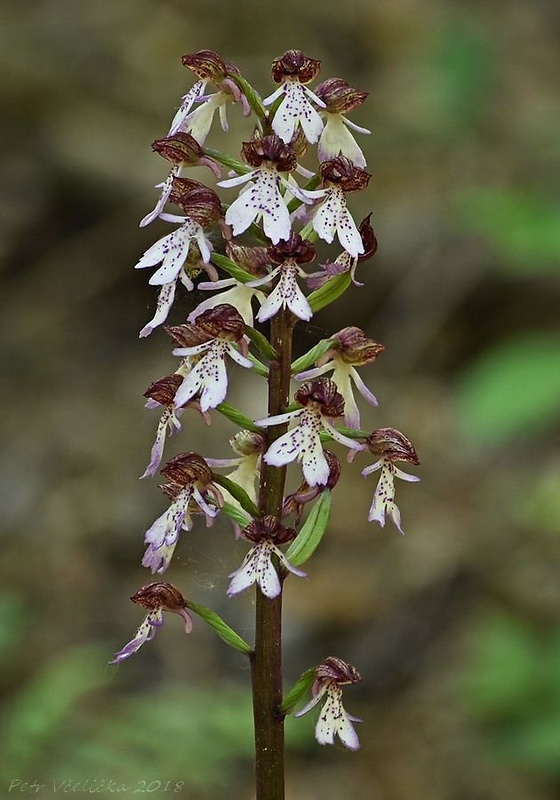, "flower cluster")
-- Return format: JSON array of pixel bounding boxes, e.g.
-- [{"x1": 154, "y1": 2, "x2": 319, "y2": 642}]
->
[{"x1": 112, "y1": 49, "x2": 420, "y2": 757}]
